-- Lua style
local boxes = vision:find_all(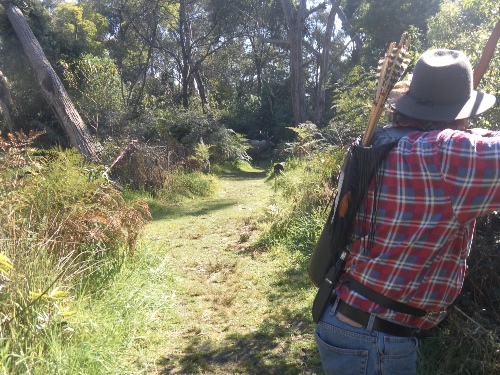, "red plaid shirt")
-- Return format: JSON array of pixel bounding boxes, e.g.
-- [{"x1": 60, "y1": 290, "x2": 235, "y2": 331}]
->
[{"x1": 336, "y1": 126, "x2": 500, "y2": 329}]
